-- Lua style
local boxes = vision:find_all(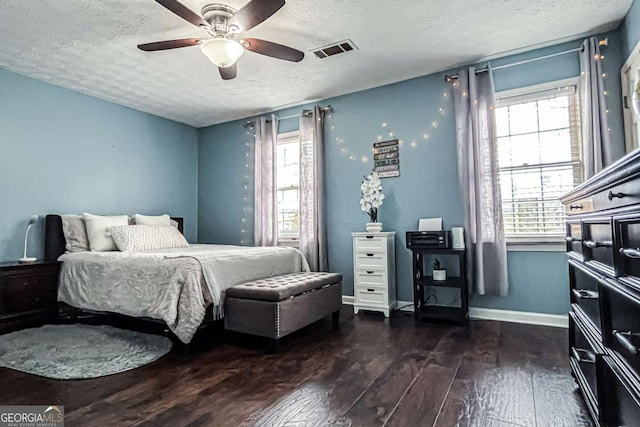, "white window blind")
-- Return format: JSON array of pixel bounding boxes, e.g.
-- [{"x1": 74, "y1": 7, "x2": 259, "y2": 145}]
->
[
  {"x1": 495, "y1": 81, "x2": 583, "y2": 240},
  {"x1": 276, "y1": 132, "x2": 300, "y2": 241}
]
